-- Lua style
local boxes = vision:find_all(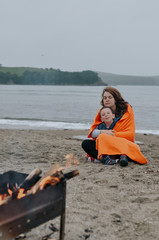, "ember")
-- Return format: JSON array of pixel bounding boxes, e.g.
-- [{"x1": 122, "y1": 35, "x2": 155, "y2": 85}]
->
[{"x1": 0, "y1": 164, "x2": 79, "y2": 240}]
